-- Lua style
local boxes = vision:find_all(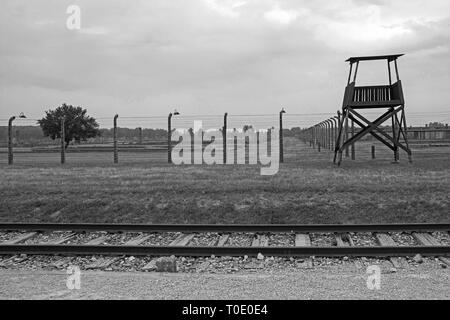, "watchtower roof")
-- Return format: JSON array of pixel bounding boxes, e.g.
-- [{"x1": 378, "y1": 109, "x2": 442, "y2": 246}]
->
[{"x1": 345, "y1": 54, "x2": 404, "y2": 63}]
